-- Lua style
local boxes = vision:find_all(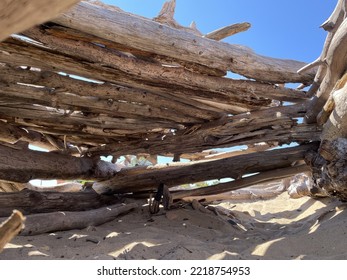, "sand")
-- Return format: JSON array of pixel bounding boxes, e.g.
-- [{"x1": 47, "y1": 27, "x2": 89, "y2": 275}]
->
[{"x1": 1, "y1": 192, "x2": 347, "y2": 260}]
